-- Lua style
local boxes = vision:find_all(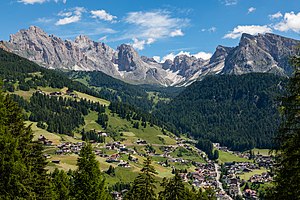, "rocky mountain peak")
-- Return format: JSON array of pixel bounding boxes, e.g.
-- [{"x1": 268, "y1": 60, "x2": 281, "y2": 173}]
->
[
  {"x1": 74, "y1": 35, "x2": 92, "y2": 45},
  {"x1": 1, "y1": 26, "x2": 299, "y2": 87},
  {"x1": 117, "y1": 44, "x2": 141, "y2": 72},
  {"x1": 222, "y1": 33, "x2": 300, "y2": 75}
]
